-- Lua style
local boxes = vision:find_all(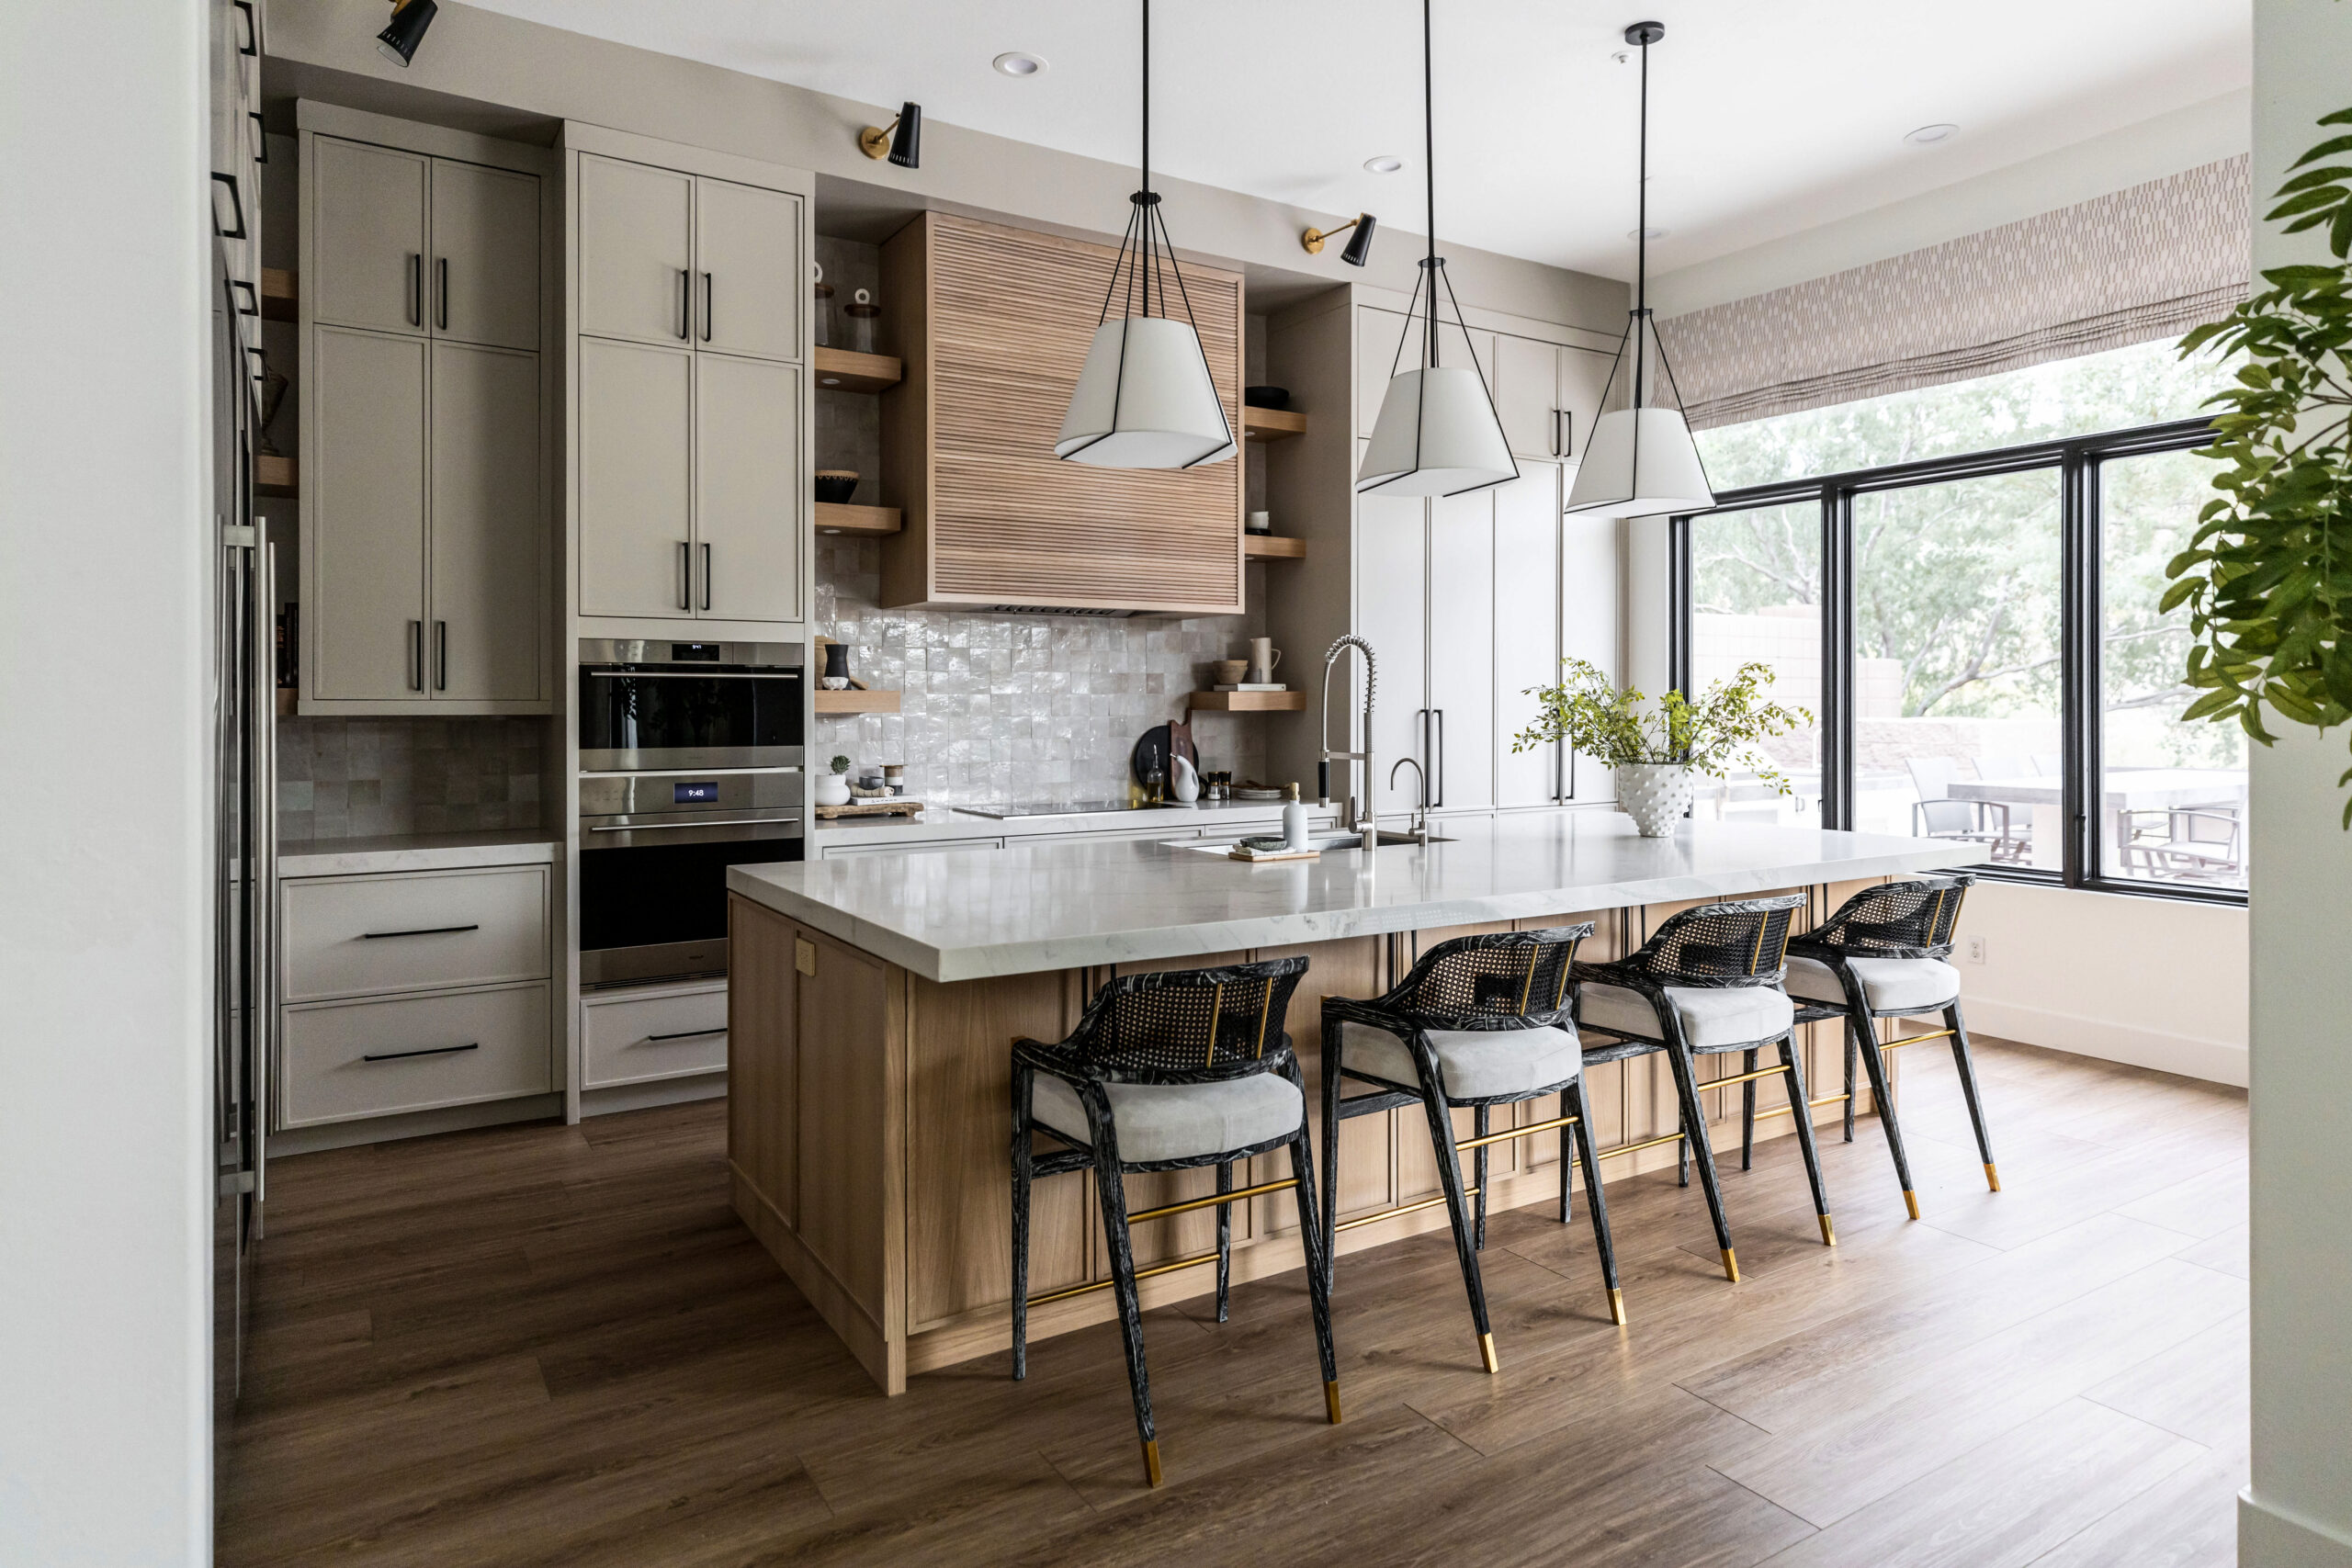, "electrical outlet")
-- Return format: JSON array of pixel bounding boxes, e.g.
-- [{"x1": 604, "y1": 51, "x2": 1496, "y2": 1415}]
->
[{"x1": 1965, "y1": 935, "x2": 1987, "y2": 964}]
